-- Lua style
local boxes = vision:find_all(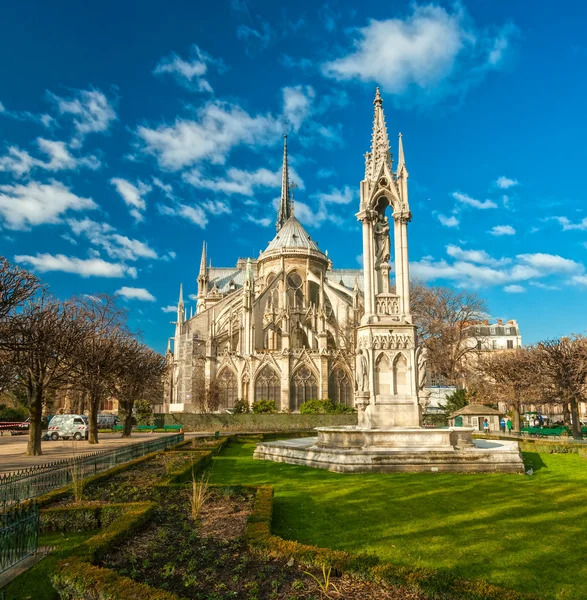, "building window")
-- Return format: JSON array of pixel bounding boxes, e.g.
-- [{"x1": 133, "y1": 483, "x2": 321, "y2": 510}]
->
[
  {"x1": 255, "y1": 365, "x2": 281, "y2": 404},
  {"x1": 291, "y1": 366, "x2": 318, "y2": 411},
  {"x1": 507, "y1": 340, "x2": 514, "y2": 349},
  {"x1": 287, "y1": 271, "x2": 304, "y2": 307},
  {"x1": 477, "y1": 340, "x2": 482, "y2": 351},
  {"x1": 492, "y1": 340, "x2": 497, "y2": 350},
  {"x1": 217, "y1": 369, "x2": 237, "y2": 410},
  {"x1": 329, "y1": 368, "x2": 353, "y2": 407}
]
